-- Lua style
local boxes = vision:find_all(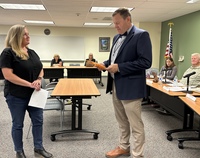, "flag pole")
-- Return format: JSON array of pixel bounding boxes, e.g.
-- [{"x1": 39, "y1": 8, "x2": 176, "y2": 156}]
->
[
  {"x1": 164, "y1": 22, "x2": 174, "y2": 59},
  {"x1": 168, "y1": 22, "x2": 174, "y2": 28}
]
